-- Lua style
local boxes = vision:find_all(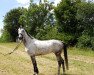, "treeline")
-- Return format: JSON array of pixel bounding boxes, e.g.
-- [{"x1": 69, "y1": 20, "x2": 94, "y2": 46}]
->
[{"x1": 0, "y1": 0, "x2": 94, "y2": 50}]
